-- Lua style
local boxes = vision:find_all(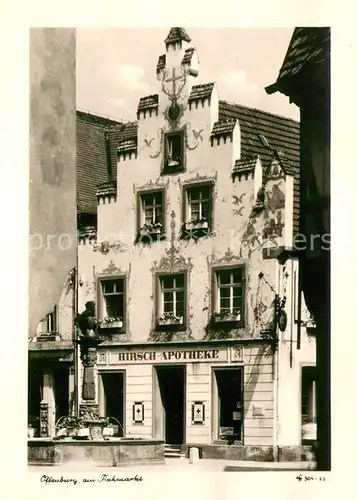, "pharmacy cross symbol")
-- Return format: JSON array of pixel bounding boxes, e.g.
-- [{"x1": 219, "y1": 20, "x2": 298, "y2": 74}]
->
[{"x1": 195, "y1": 408, "x2": 201, "y2": 414}]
